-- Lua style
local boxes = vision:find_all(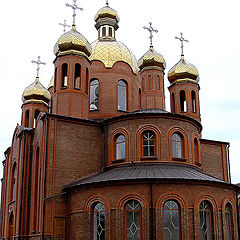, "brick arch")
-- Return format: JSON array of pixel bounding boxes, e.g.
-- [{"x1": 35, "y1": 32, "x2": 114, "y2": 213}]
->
[
  {"x1": 221, "y1": 196, "x2": 237, "y2": 240},
  {"x1": 194, "y1": 194, "x2": 219, "y2": 239},
  {"x1": 108, "y1": 127, "x2": 130, "y2": 166},
  {"x1": 167, "y1": 126, "x2": 189, "y2": 162},
  {"x1": 135, "y1": 124, "x2": 162, "y2": 162},
  {"x1": 116, "y1": 194, "x2": 149, "y2": 240},
  {"x1": 84, "y1": 195, "x2": 111, "y2": 240},
  {"x1": 191, "y1": 133, "x2": 201, "y2": 166},
  {"x1": 156, "y1": 193, "x2": 188, "y2": 240}
]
